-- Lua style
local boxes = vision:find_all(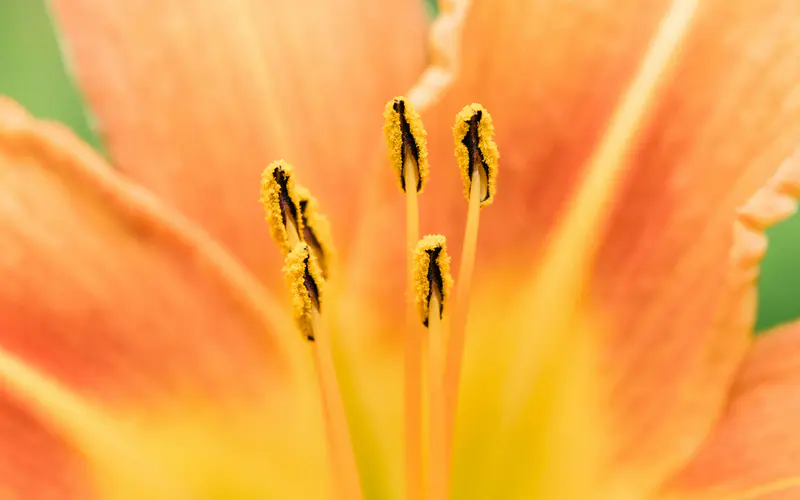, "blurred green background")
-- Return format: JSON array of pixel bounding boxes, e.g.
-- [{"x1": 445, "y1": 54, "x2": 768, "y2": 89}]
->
[{"x1": 0, "y1": 0, "x2": 797, "y2": 334}]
